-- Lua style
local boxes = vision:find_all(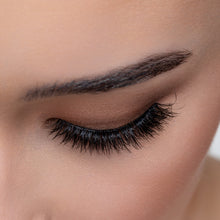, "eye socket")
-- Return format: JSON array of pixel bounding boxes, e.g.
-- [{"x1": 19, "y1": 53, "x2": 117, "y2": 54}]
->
[{"x1": 44, "y1": 102, "x2": 177, "y2": 155}]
